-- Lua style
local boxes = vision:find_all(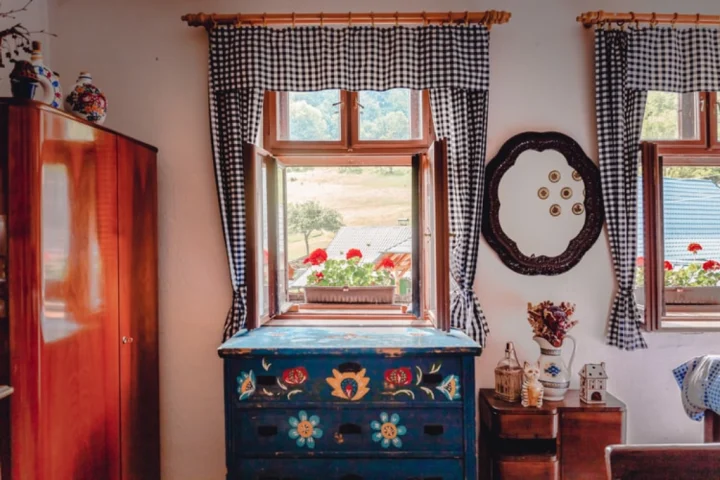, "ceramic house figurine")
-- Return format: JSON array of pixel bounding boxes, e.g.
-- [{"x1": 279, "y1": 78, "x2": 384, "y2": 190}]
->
[{"x1": 579, "y1": 362, "x2": 608, "y2": 404}]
